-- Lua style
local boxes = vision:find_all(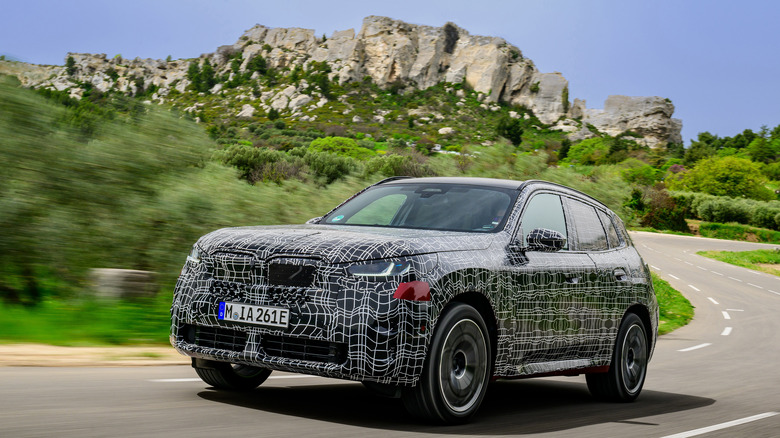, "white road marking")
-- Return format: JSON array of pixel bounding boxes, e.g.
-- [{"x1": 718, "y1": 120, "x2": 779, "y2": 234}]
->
[
  {"x1": 684, "y1": 261, "x2": 694, "y2": 266},
  {"x1": 660, "y1": 412, "x2": 779, "y2": 438},
  {"x1": 696, "y1": 266, "x2": 707, "y2": 270},
  {"x1": 726, "y1": 309, "x2": 744, "y2": 312},
  {"x1": 707, "y1": 297, "x2": 719, "y2": 305},
  {"x1": 711, "y1": 271, "x2": 724, "y2": 276},
  {"x1": 721, "y1": 327, "x2": 732, "y2": 336},
  {"x1": 150, "y1": 374, "x2": 318, "y2": 383},
  {"x1": 688, "y1": 284, "x2": 700, "y2": 292},
  {"x1": 678, "y1": 343, "x2": 711, "y2": 352},
  {"x1": 651, "y1": 265, "x2": 661, "y2": 270},
  {"x1": 674, "y1": 257, "x2": 682, "y2": 261},
  {"x1": 769, "y1": 290, "x2": 780, "y2": 296},
  {"x1": 728, "y1": 276, "x2": 743, "y2": 282},
  {"x1": 747, "y1": 283, "x2": 763, "y2": 289},
  {"x1": 669, "y1": 274, "x2": 680, "y2": 280},
  {"x1": 722, "y1": 311, "x2": 731, "y2": 320}
]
